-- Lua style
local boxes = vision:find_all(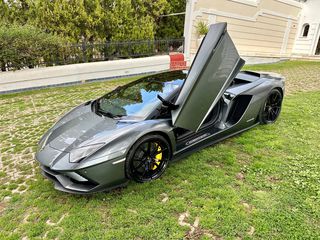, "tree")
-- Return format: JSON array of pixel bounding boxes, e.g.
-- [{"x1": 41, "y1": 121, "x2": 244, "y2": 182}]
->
[
  {"x1": 0, "y1": 0, "x2": 181, "y2": 41},
  {"x1": 28, "y1": 0, "x2": 167, "y2": 42},
  {"x1": 1, "y1": 0, "x2": 33, "y2": 24},
  {"x1": 31, "y1": 0, "x2": 105, "y2": 43},
  {"x1": 0, "y1": 0, "x2": 9, "y2": 23},
  {"x1": 155, "y1": 0, "x2": 186, "y2": 39},
  {"x1": 108, "y1": 0, "x2": 156, "y2": 41}
]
